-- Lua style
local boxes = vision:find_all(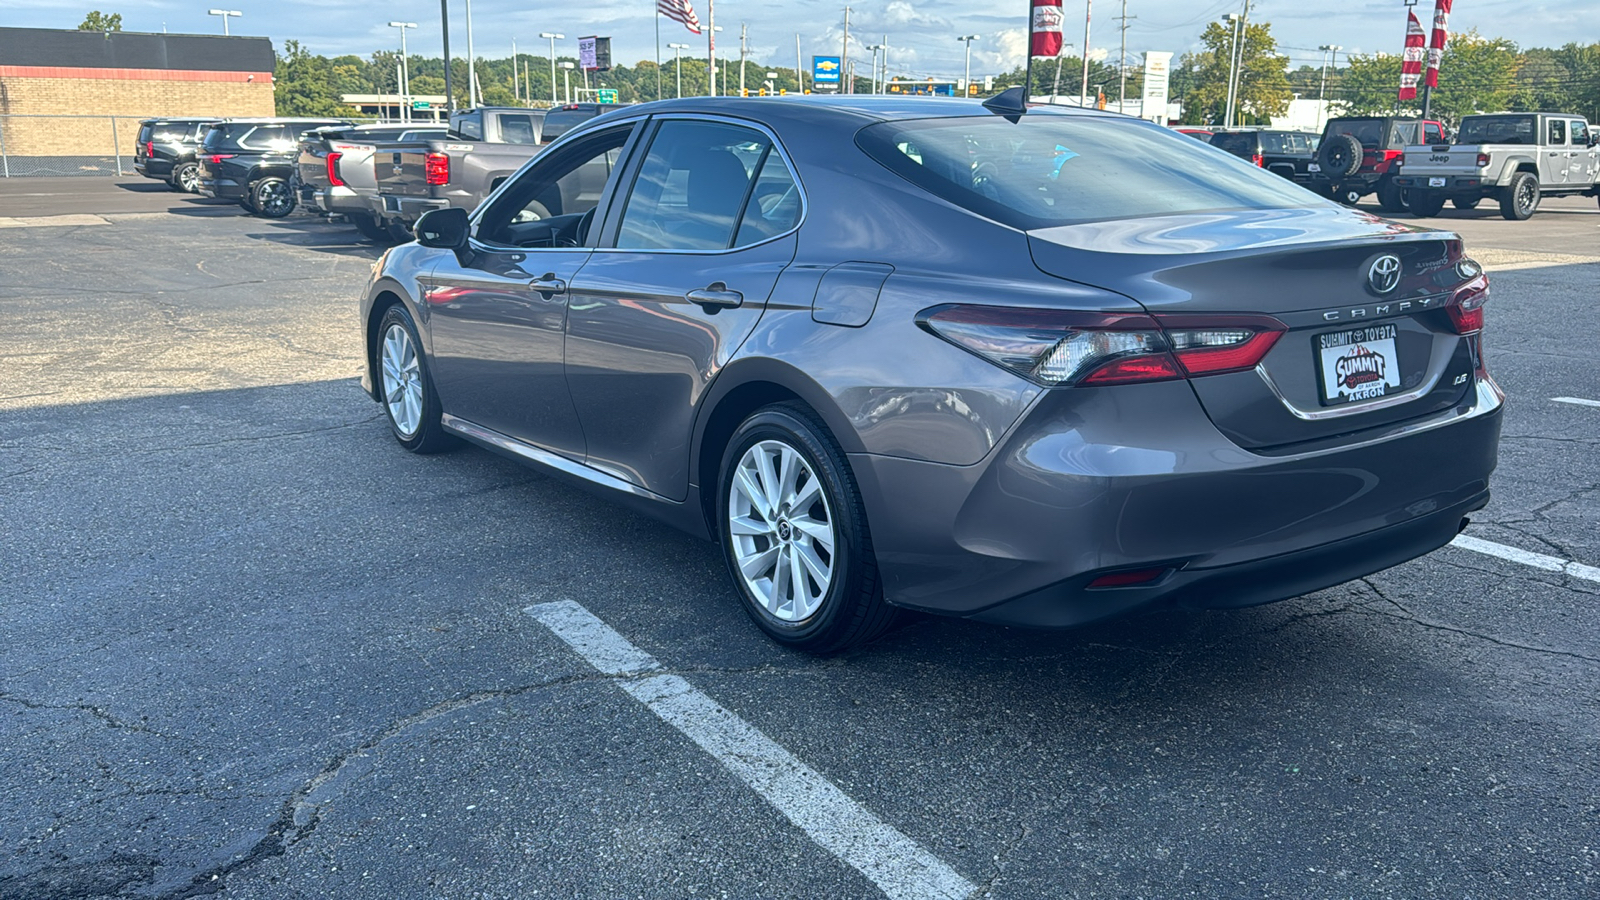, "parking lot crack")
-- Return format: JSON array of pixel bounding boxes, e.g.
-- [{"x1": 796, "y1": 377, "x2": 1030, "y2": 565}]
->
[
  {"x1": 0, "y1": 691, "x2": 175, "y2": 739},
  {"x1": 973, "y1": 821, "x2": 1032, "y2": 897},
  {"x1": 1358, "y1": 578, "x2": 1599, "y2": 665}
]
